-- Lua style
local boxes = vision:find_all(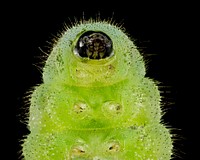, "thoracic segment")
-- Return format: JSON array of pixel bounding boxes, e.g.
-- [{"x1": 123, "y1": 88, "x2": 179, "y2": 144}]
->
[
  {"x1": 23, "y1": 124, "x2": 172, "y2": 159},
  {"x1": 28, "y1": 77, "x2": 162, "y2": 132}
]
